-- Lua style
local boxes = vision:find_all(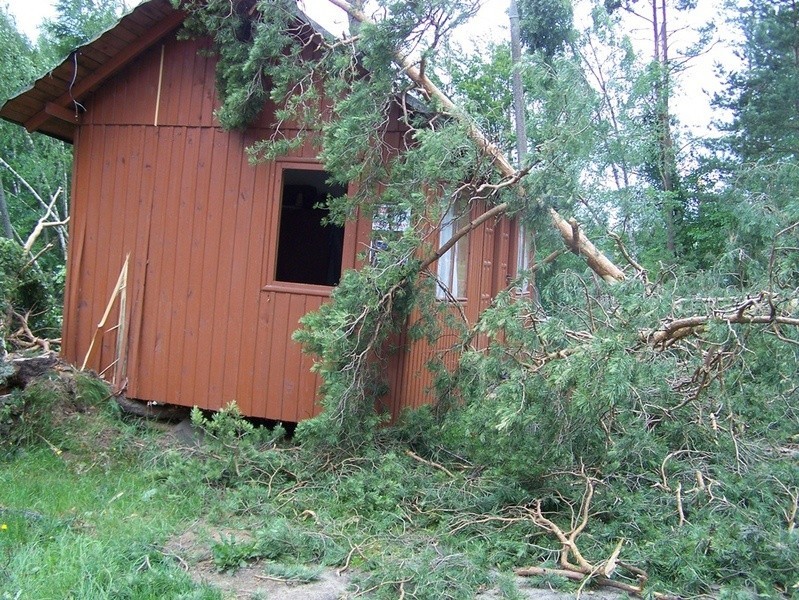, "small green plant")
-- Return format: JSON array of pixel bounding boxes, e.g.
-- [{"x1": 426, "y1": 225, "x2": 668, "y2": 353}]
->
[
  {"x1": 185, "y1": 402, "x2": 287, "y2": 487},
  {"x1": 74, "y1": 373, "x2": 111, "y2": 406},
  {"x1": 211, "y1": 534, "x2": 261, "y2": 572},
  {"x1": 0, "y1": 371, "x2": 116, "y2": 460},
  {"x1": 253, "y1": 518, "x2": 345, "y2": 565},
  {"x1": 356, "y1": 545, "x2": 489, "y2": 600},
  {"x1": 0, "y1": 239, "x2": 61, "y2": 342},
  {"x1": 210, "y1": 518, "x2": 345, "y2": 574},
  {"x1": 336, "y1": 451, "x2": 415, "y2": 520}
]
